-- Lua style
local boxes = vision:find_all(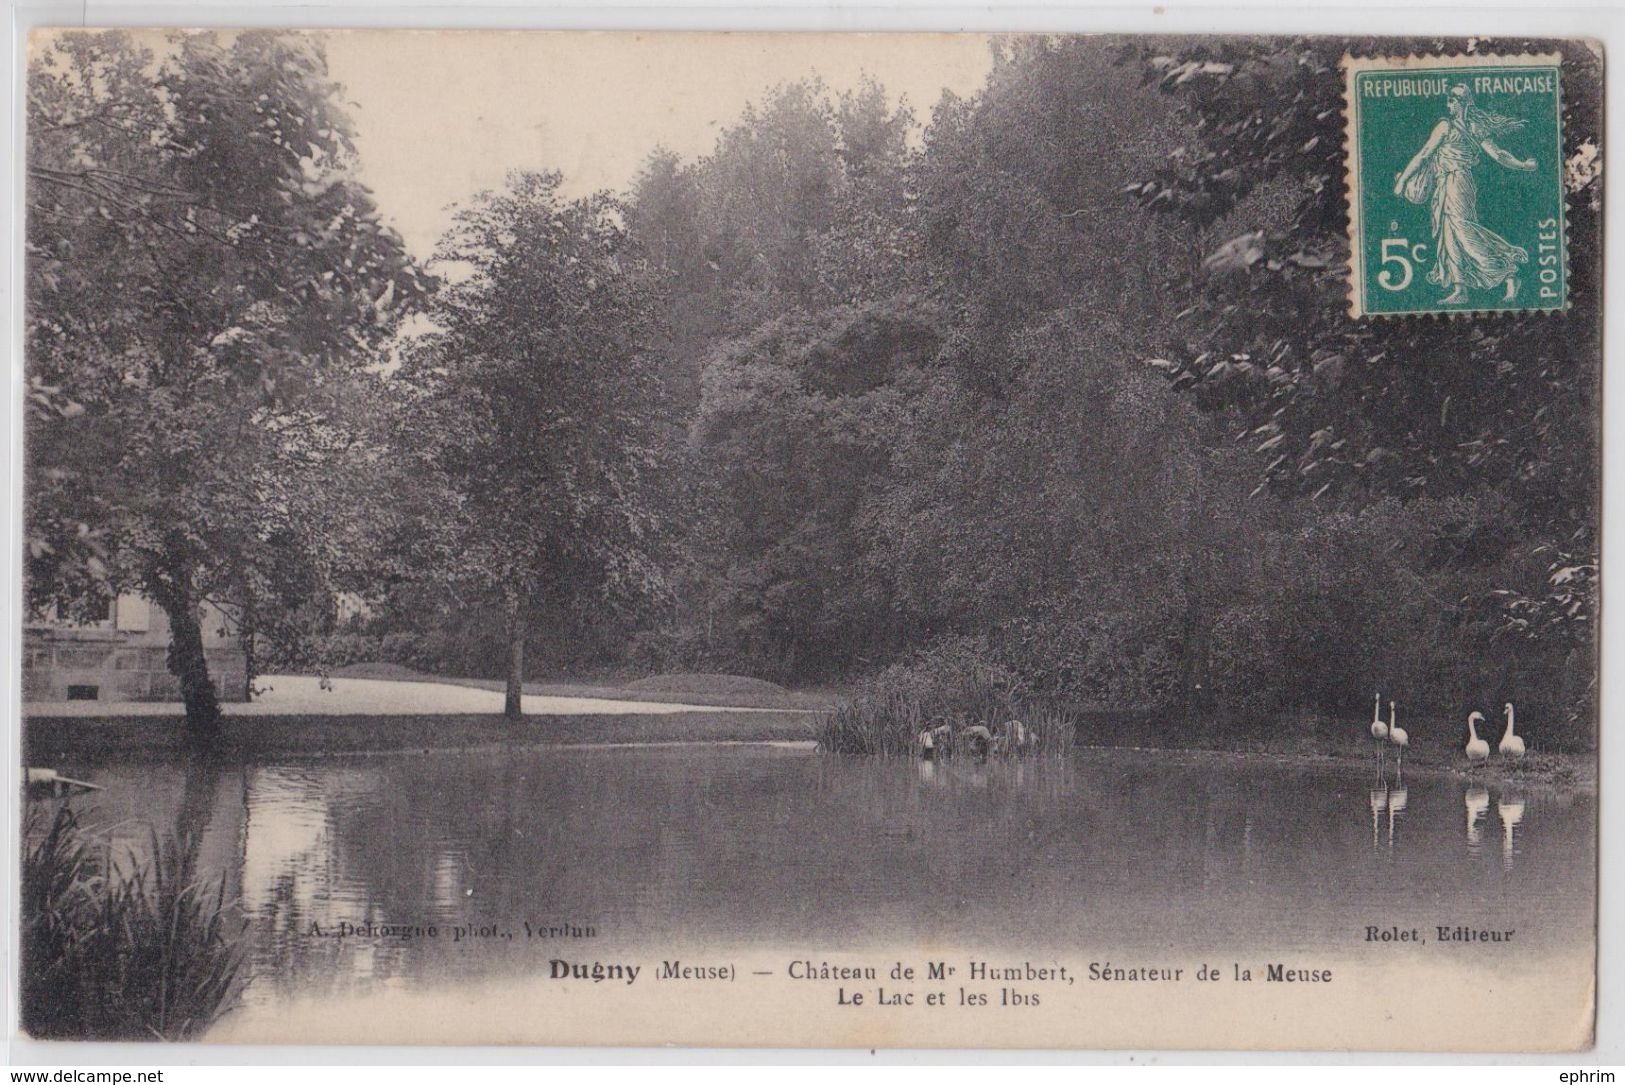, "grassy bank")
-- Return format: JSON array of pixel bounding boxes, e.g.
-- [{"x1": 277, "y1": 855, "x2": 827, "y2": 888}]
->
[
  {"x1": 814, "y1": 674, "x2": 1593, "y2": 789},
  {"x1": 1066, "y1": 710, "x2": 1597, "y2": 792},
  {"x1": 24, "y1": 709, "x2": 818, "y2": 763},
  {"x1": 327, "y1": 662, "x2": 840, "y2": 711}
]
